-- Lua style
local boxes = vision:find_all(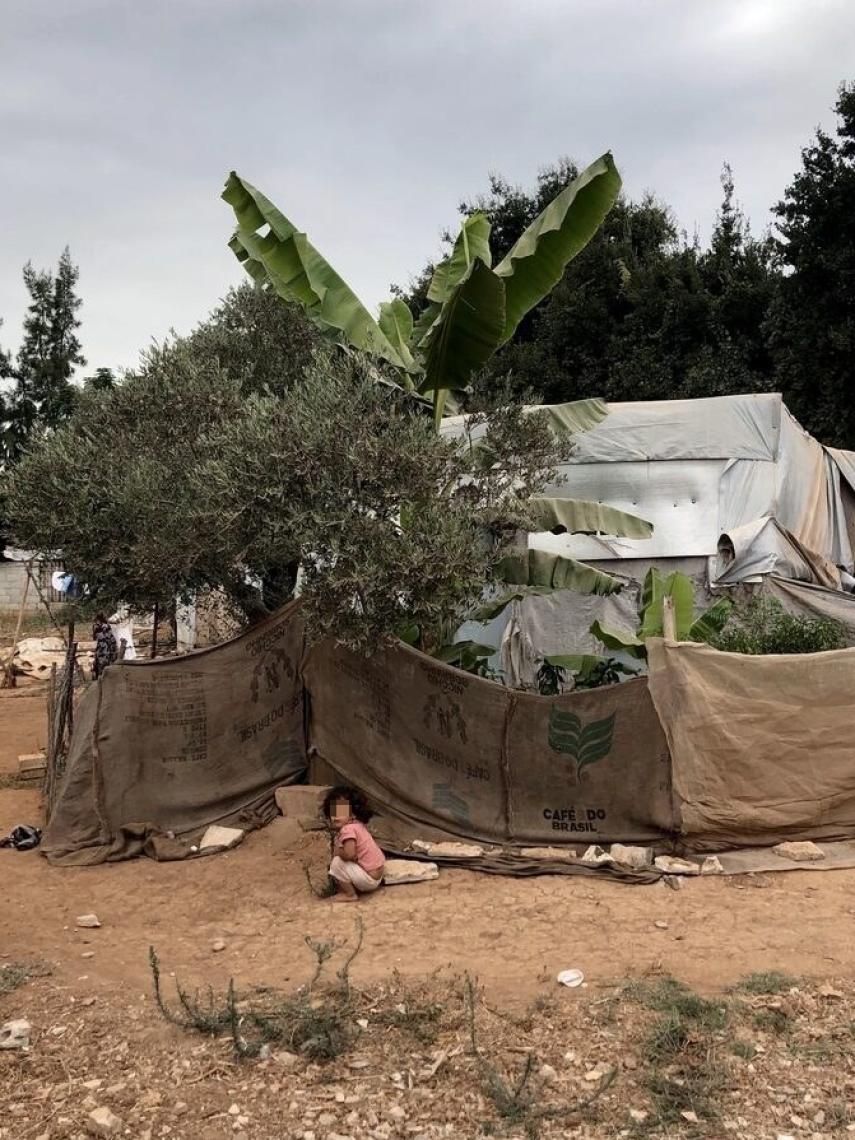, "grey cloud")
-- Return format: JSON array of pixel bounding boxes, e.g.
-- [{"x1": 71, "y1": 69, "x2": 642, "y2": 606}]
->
[{"x1": 1, "y1": 0, "x2": 854, "y2": 373}]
